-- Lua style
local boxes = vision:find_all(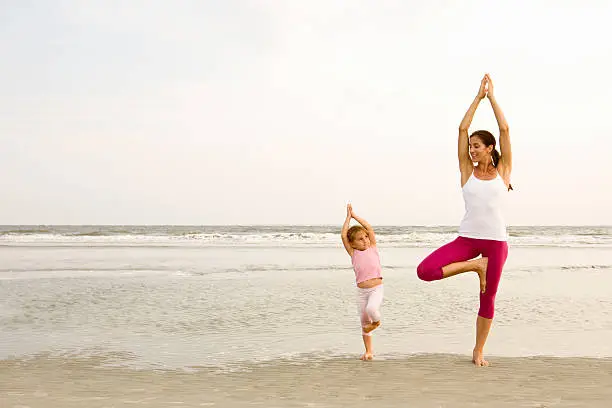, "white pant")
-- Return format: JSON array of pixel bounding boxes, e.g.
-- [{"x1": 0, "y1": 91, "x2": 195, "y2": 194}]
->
[{"x1": 356, "y1": 284, "x2": 384, "y2": 336}]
